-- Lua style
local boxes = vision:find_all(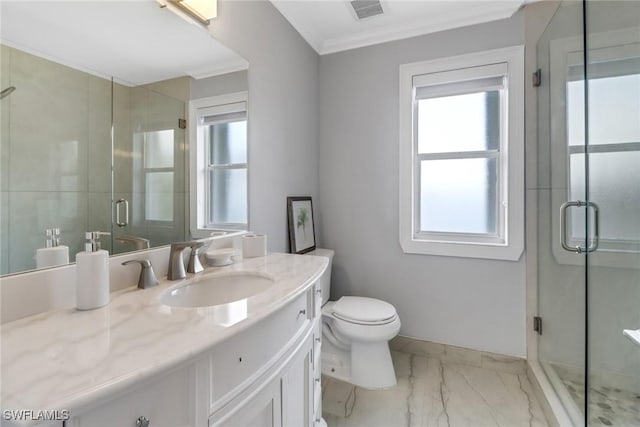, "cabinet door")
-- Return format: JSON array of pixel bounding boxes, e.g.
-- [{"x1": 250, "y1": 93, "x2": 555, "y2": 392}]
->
[
  {"x1": 209, "y1": 378, "x2": 282, "y2": 427},
  {"x1": 281, "y1": 336, "x2": 313, "y2": 427}
]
